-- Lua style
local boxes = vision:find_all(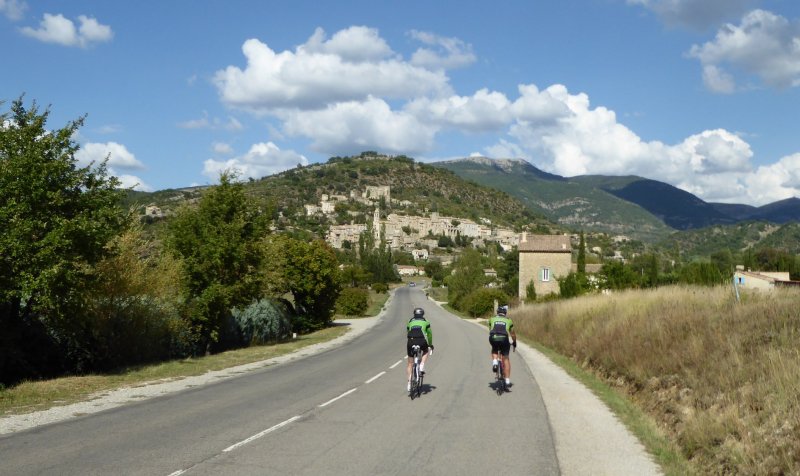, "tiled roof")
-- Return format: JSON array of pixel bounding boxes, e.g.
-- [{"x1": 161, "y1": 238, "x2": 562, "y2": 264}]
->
[{"x1": 519, "y1": 234, "x2": 571, "y2": 252}]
